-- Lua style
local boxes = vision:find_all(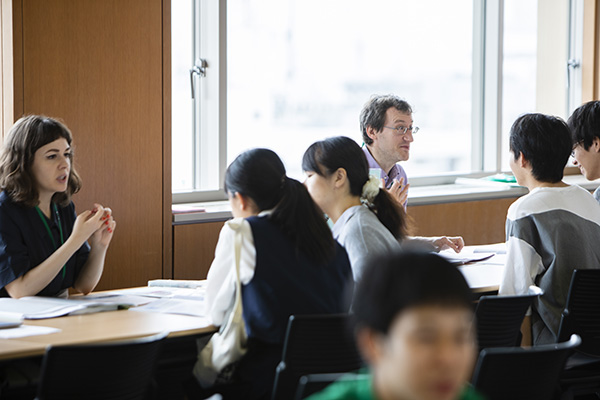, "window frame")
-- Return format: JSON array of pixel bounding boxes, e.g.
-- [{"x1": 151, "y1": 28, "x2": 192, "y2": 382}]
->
[
  {"x1": 567, "y1": 0, "x2": 584, "y2": 115},
  {"x1": 174, "y1": 0, "x2": 228, "y2": 204},
  {"x1": 172, "y1": 0, "x2": 582, "y2": 204}
]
